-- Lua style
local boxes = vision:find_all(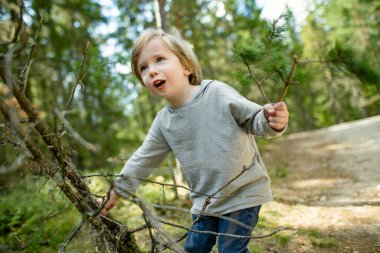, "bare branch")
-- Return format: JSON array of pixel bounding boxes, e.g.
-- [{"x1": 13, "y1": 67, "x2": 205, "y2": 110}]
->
[
  {"x1": 278, "y1": 57, "x2": 326, "y2": 102},
  {"x1": 54, "y1": 109, "x2": 99, "y2": 153},
  {"x1": 193, "y1": 165, "x2": 250, "y2": 225},
  {"x1": 128, "y1": 224, "x2": 148, "y2": 234},
  {"x1": 84, "y1": 172, "x2": 263, "y2": 201},
  {"x1": 243, "y1": 59, "x2": 271, "y2": 104},
  {"x1": 123, "y1": 193, "x2": 183, "y2": 253},
  {"x1": 278, "y1": 56, "x2": 298, "y2": 102},
  {"x1": 159, "y1": 218, "x2": 290, "y2": 239},
  {"x1": 58, "y1": 219, "x2": 85, "y2": 253},
  {"x1": 63, "y1": 41, "x2": 91, "y2": 118},
  {"x1": 18, "y1": 14, "x2": 43, "y2": 92},
  {"x1": 149, "y1": 203, "x2": 253, "y2": 231}
]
